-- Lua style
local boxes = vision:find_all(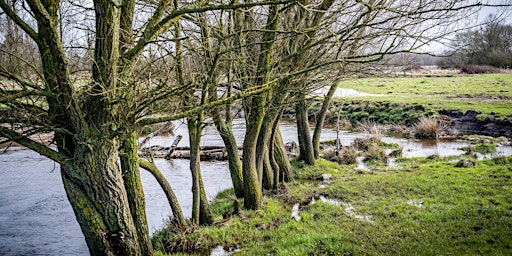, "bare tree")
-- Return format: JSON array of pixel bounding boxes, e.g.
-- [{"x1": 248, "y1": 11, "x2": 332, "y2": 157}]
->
[{"x1": 0, "y1": 0, "x2": 291, "y2": 254}]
